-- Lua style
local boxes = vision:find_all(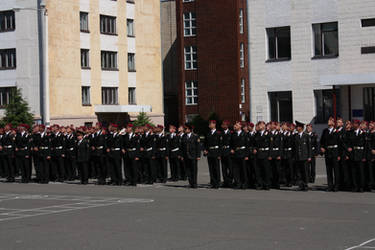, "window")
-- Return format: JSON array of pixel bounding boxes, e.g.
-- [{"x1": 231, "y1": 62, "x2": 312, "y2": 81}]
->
[
  {"x1": 314, "y1": 89, "x2": 340, "y2": 124},
  {"x1": 241, "y1": 78, "x2": 245, "y2": 103},
  {"x1": 82, "y1": 86, "x2": 91, "y2": 105},
  {"x1": 81, "y1": 49, "x2": 90, "y2": 69},
  {"x1": 127, "y1": 19, "x2": 135, "y2": 37},
  {"x1": 0, "y1": 87, "x2": 15, "y2": 108},
  {"x1": 0, "y1": 11, "x2": 15, "y2": 32},
  {"x1": 0, "y1": 49, "x2": 16, "y2": 69},
  {"x1": 80, "y1": 12, "x2": 89, "y2": 32},
  {"x1": 313, "y1": 22, "x2": 338, "y2": 58},
  {"x1": 269, "y1": 91, "x2": 293, "y2": 122},
  {"x1": 183, "y1": 0, "x2": 194, "y2": 2},
  {"x1": 102, "y1": 87, "x2": 118, "y2": 105},
  {"x1": 361, "y1": 18, "x2": 375, "y2": 27},
  {"x1": 266, "y1": 26, "x2": 291, "y2": 61},
  {"x1": 239, "y1": 9, "x2": 244, "y2": 34},
  {"x1": 128, "y1": 87, "x2": 136, "y2": 105},
  {"x1": 240, "y1": 43, "x2": 245, "y2": 68},
  {"x1": 184, "y1": 46, "x2": 197, "y2": 70},
  {"x1": 183, "y1": 12, "x2": 196, "y2": 37},
  {"x1": 185, "y1": 81, "x2": 198, "y2": 105},
  {"x1": 361, "y1": 46, "x2": 375, "y2": 54},
  {"x1": 101, "y1": 51, "x2": 118, "y2": 70},
  {"x1": 100, "y1": 15, "x2": 116, "y2": 35},
  {"x1": 364, "y1": 87, "x2": 375, "y2": 121},
  {"x1": 128, "y1": 53, "x2": 135, "y2": 72}
]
